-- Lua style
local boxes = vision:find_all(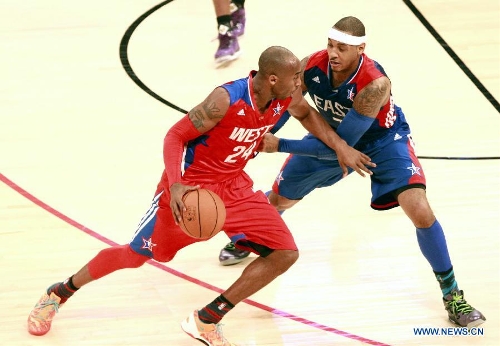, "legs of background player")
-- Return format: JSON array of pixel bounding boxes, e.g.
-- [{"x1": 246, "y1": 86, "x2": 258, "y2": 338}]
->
[
  {"x1": 397, "y1": 187, "x2": 486, "y2": 328},
  {"x1": 212, "y1": 0, "x2": 244, "y2": 66},
  {"x1": 229, "y1": 0, "x2": 246, "y2": 36},
  {"x1": 219, "y1": 241, "x2": 251, "y2": 265}
]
